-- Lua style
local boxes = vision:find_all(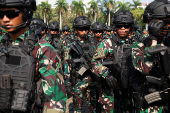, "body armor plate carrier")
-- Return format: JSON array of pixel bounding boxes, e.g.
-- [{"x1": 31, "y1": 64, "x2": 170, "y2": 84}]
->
[
  {"x1": 0, "y1": 34, "x2": 36, "y2": 112},
  {"x1": 117, "y1": 44, "x2": 130, "y2": 66}
]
